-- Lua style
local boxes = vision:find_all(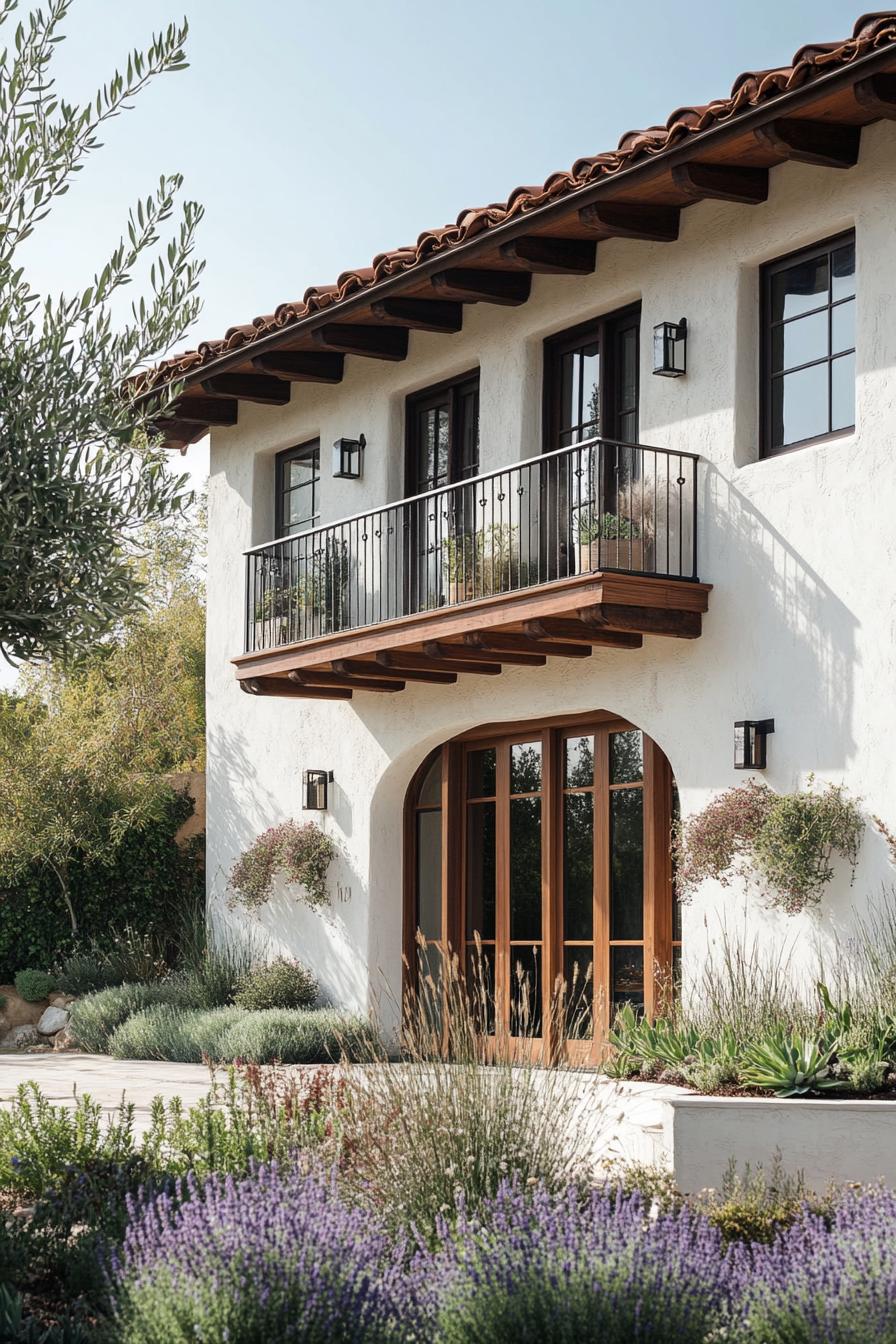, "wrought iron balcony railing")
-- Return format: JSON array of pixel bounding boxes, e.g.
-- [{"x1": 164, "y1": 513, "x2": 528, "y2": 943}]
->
[{"x1": 245, "y1": 436, "x2": 699, "y2": 654}]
